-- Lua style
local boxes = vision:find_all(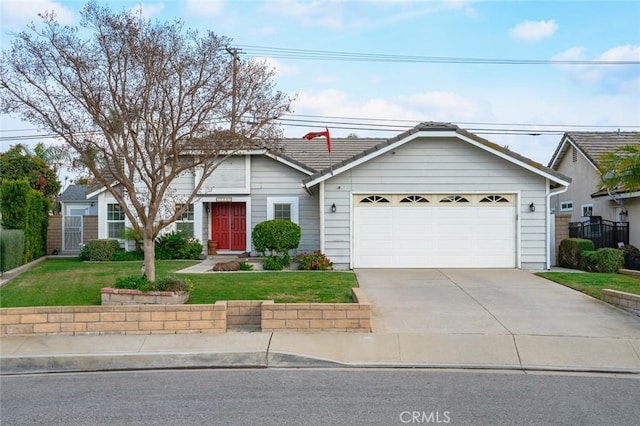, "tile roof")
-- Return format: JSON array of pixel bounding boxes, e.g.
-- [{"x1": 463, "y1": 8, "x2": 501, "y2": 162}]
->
[
  {"x1": 272, "y1": 138, "x2": 384, "y2": 172},
  {"x1": 548, "y1": 131, "x2": 640, "y2": 170},
  {"x1": 58, "y1": 184, "x2": 97, "y2": 202},
  {"x1": 301, "y1": 122, "x2": 570, "y2": 187}
]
